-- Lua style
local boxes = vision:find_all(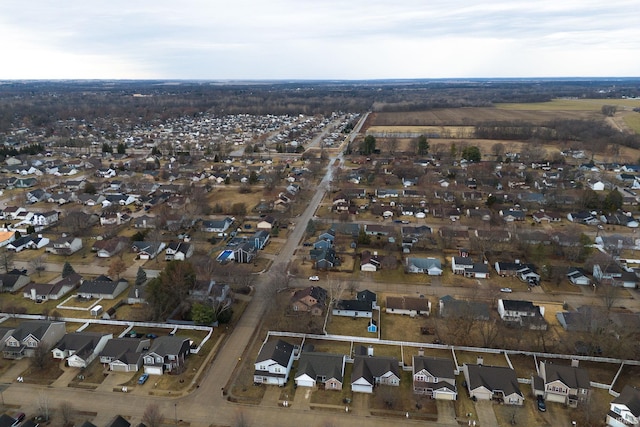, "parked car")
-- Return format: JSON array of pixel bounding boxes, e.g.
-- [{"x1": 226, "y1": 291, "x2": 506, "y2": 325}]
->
[
  {"x1": 12, "y1": 413, "x2": 25, "y2": 427},
  {"x1": 138, "y1": 373, "x2": 149, "y2": 385},
  {"x1": 537, "y1": 396, "x2": 546, "y2": 412},
  {"x1": 500, "y1": 288, "x2": 513, "y2": 293},
  {"x1": 146, "y1": 333, "x2": 158, "y2": 339},
  {"x1": 309, "y1": 276, "x2": 319, "y2": 281}
]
